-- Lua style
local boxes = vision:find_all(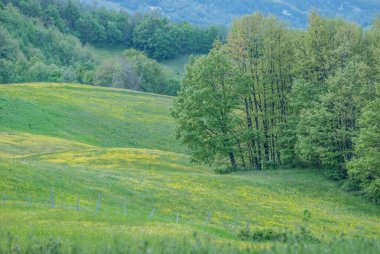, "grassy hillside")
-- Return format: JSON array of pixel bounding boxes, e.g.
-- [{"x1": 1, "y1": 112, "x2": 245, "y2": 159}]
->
[
  {"x1": 161, "y1": 54, "x2": 198, "y2": 81},
  {"x1": 89, "y1": 46, "x2": 128, "y2": 61},
  {"x1": 0, "y1": 83, "x2": 379, "y2": 253},
  {"x1": 0, "y1": 83, "x2": 180, "y2": 151}
]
